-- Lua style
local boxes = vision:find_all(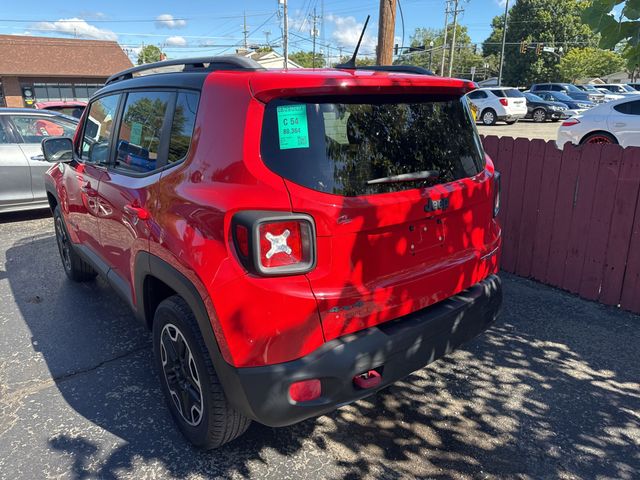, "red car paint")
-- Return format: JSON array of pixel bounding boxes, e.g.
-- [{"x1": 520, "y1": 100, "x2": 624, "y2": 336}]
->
[{"x1": 47, "y1": 68, "x2": 500, "y2": 368}]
